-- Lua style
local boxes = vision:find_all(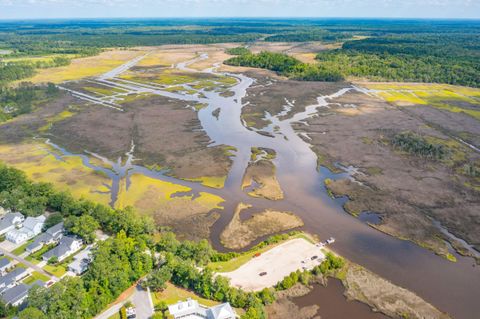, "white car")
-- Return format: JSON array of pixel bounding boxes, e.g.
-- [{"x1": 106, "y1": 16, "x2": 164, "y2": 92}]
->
[{"x1": 326, "y1": 237, "x2": 335, "y2": 244}]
